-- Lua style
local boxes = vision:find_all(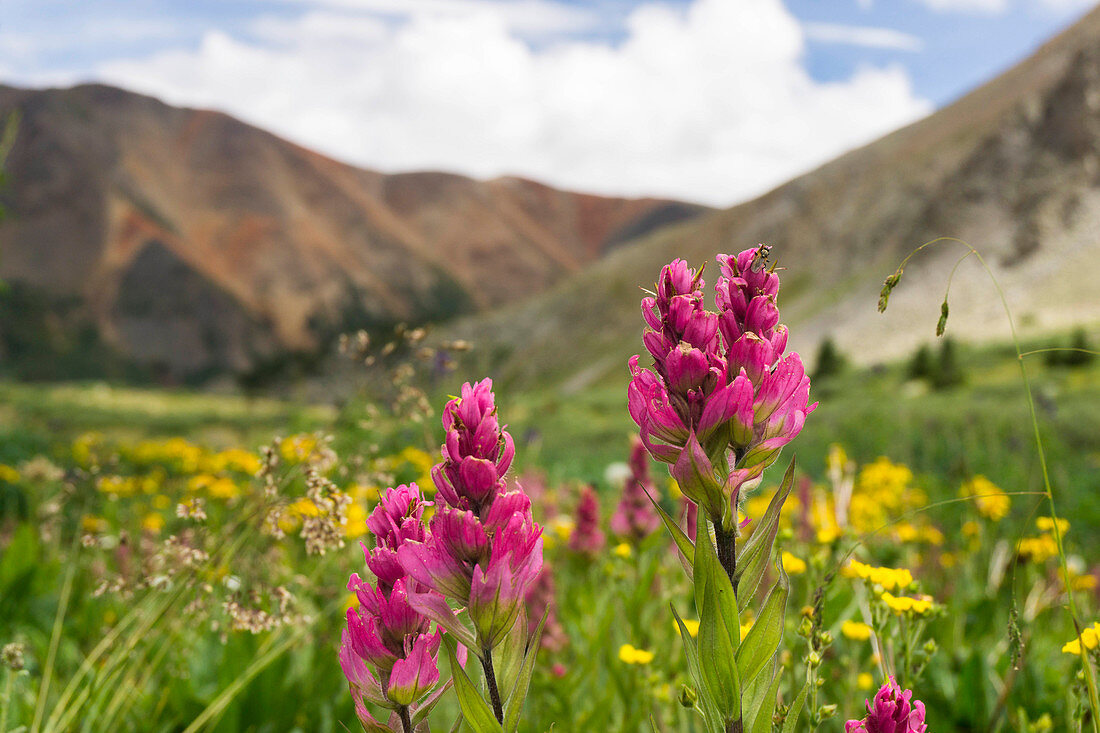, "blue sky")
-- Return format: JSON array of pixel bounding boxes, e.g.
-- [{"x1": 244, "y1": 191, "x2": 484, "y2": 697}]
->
[{"x1": 0, "y1": 0, "x2": 1094, "y2": 205}]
